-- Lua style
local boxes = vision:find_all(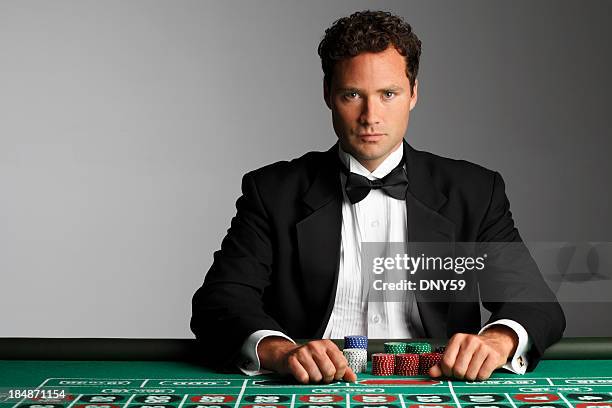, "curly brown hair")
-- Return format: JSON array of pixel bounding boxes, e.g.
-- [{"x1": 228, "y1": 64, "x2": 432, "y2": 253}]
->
[{"x1": 317, "y1": 10, "x2": 422, "y2": 94}]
